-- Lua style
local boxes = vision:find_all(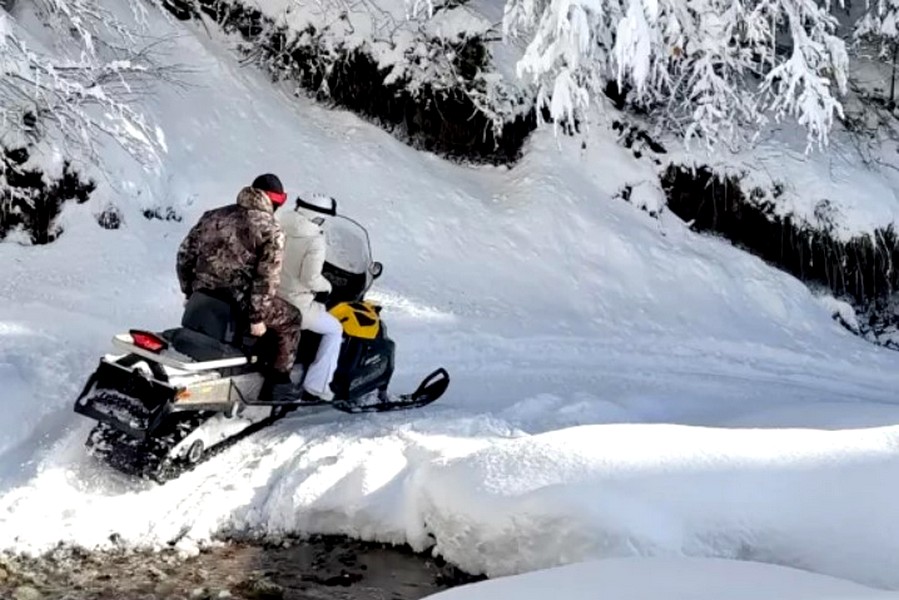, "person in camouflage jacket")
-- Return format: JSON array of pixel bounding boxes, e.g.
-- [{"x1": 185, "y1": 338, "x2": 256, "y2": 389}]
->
[{"x1": 176, "y1": 174, "x2": 304, "y2": 400}]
